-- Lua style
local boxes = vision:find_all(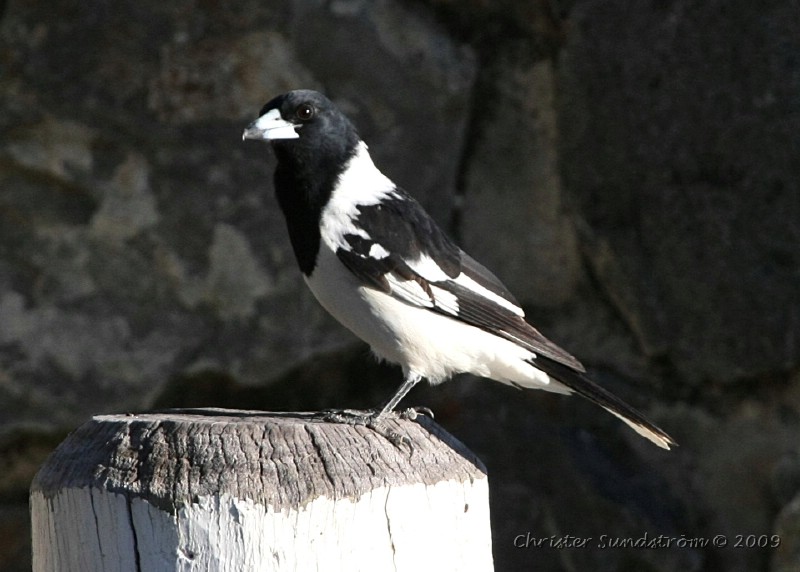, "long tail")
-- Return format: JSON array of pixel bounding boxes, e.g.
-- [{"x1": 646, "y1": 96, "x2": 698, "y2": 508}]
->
[{"x1": 532, "y1": 358, "x2": 676, "y2": 450}]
